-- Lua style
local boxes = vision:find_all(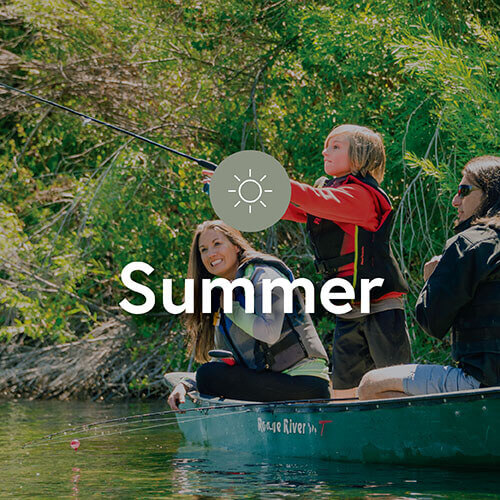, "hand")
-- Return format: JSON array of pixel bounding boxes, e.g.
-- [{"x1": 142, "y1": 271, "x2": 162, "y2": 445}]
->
[
  {"x1": 167, "y1": 383, "x2": 188, "y2": 411},
  {"x1": 423, "y1": 255, "x2": 442, "y2": 281},
  {"x1": 201, "y1": 169, "x2": 214, "y2": 186}
]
